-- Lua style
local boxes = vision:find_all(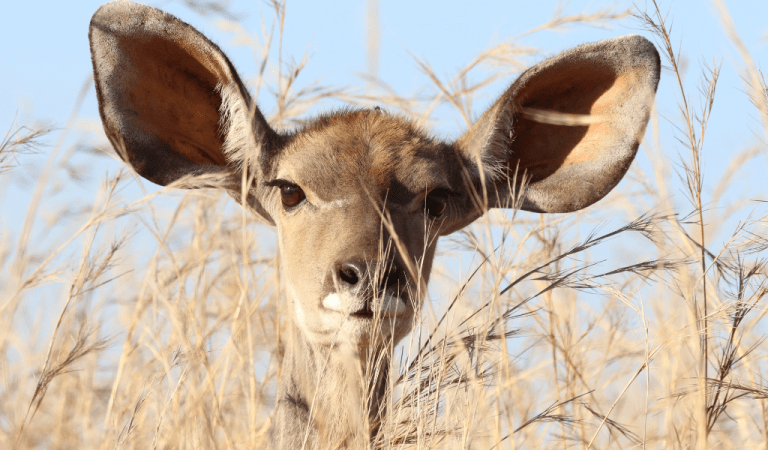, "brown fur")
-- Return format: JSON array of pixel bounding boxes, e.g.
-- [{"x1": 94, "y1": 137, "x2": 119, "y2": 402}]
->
[{"x1": 89, "y1": 1, "x2": 660, "y2": 448}]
